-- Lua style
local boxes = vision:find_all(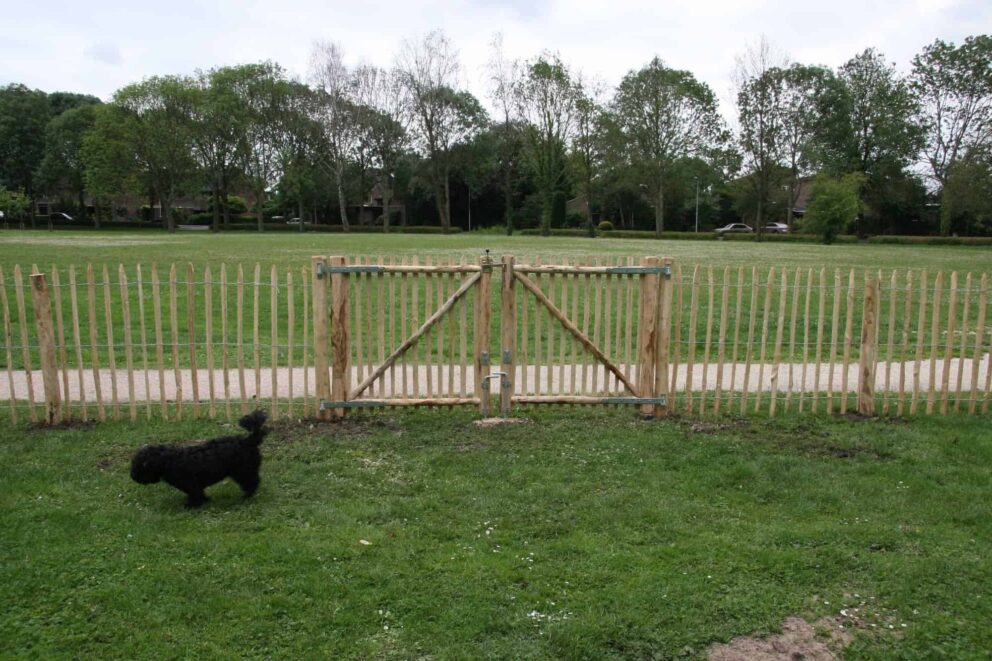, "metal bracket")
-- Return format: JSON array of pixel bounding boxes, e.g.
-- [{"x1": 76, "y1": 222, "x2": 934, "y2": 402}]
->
[
  {"x1": 605, "y1": 265, "x2": 672, "y2": 277},
  {"x1": 502, "y1": 349, "x2": 512, "y2": 364},
  {"x1": 480, "y1": 351, "x2": 490, "y2": 366},
  {"x1": 481, "y1": 249, "x2": 494, "y2": 273},
  {"x1": 316, "y1": 263, "x2": 386, "y2": 278},
  {"x1": 319, "y1": 399, "x2": 388, "y2": 410}
]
